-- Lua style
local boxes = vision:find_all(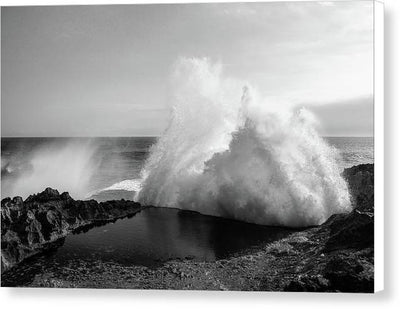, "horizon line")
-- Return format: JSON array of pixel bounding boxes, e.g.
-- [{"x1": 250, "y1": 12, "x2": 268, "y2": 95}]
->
[{"x1": 0, "y1": 135, "x2": 374, "y2": 138}]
